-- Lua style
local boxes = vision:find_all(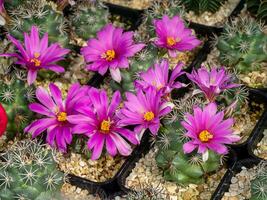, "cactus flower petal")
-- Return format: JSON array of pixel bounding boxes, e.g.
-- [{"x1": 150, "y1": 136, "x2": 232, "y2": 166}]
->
[
  {"x1": 182, "y1": 103, "x2": 239, "y2": 155},
  {"x1": 81, "y1": 24, "x2": 145, "y2": 83},
  {"x1": 0, "y1": 26, "x2": 69, "y2": 85}
]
